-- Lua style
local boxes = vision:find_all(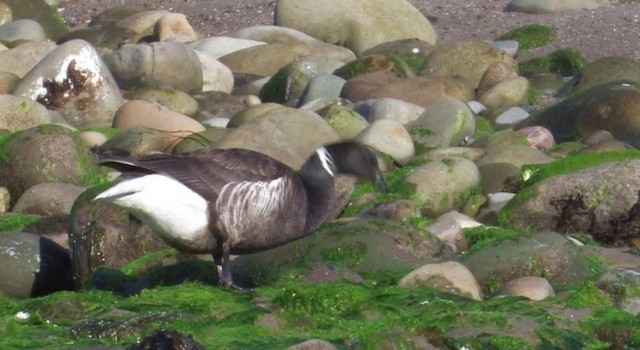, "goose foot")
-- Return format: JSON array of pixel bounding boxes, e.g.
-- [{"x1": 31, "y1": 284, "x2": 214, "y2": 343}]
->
[{"x1": 214, "y1": 243, "x2": 253, "y2": 292}]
